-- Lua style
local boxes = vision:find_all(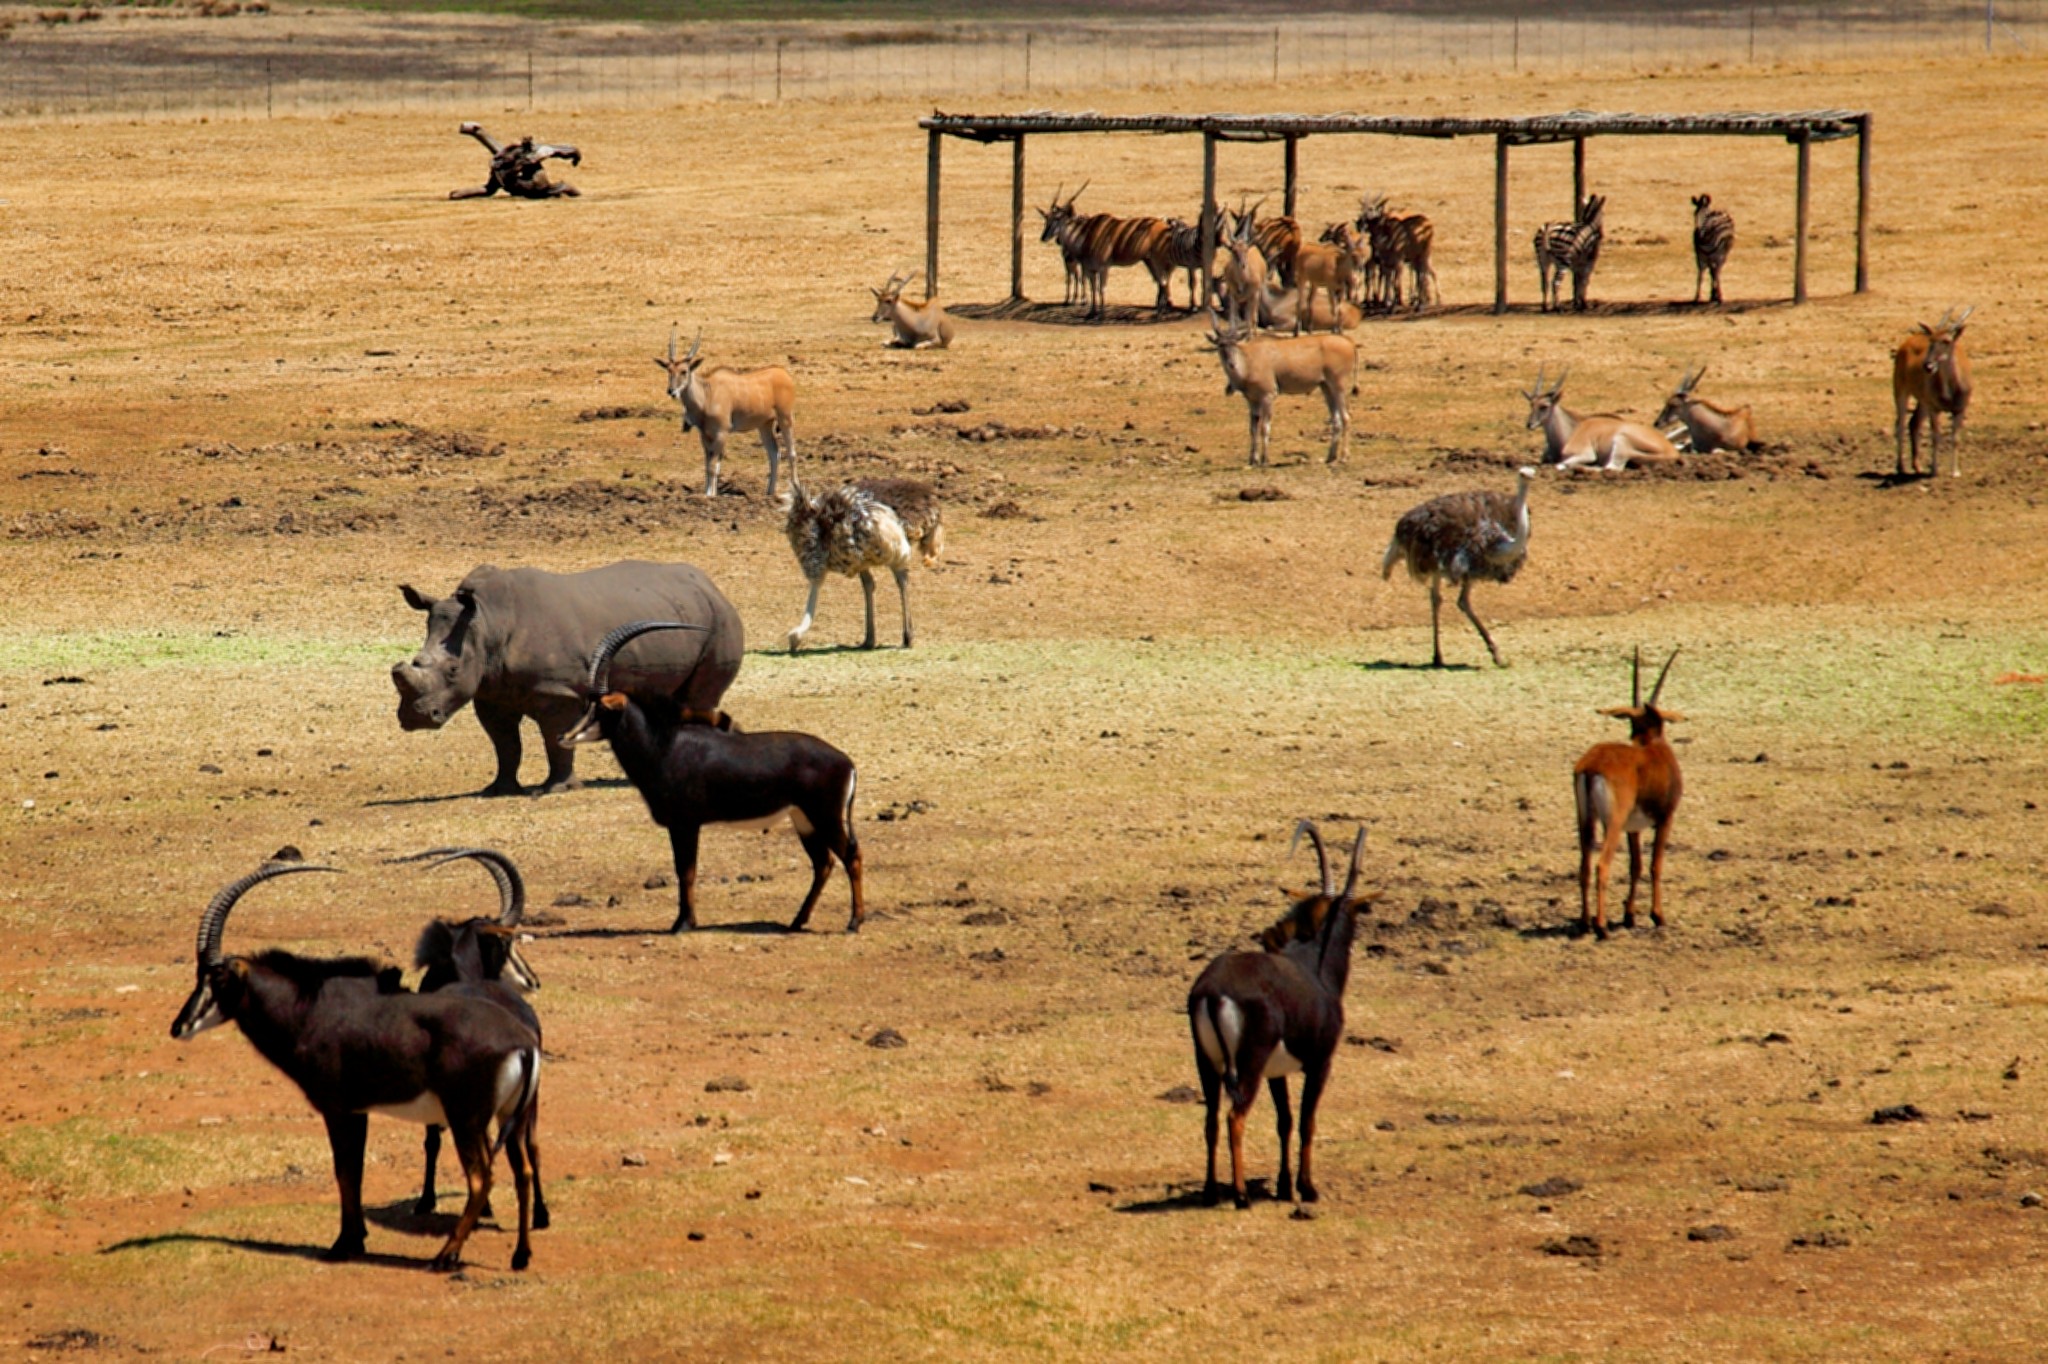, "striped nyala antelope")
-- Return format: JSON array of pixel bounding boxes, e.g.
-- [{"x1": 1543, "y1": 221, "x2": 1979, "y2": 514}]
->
[
  {"x1": 1534, "y1": 193, "x2": 1605, "y2": 313},
  {"x1": 1690, "y1": 193, "x2": 1735, "y2": 306}
]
